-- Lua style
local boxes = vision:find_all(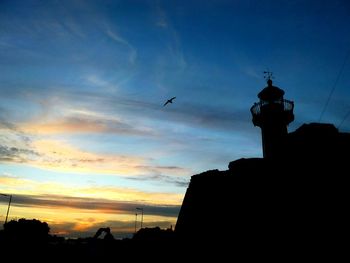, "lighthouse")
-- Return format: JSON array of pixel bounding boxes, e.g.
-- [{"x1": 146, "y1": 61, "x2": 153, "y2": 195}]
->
[{"x1": 250, "y1": 74, "x2": 294, "y2": 158}]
